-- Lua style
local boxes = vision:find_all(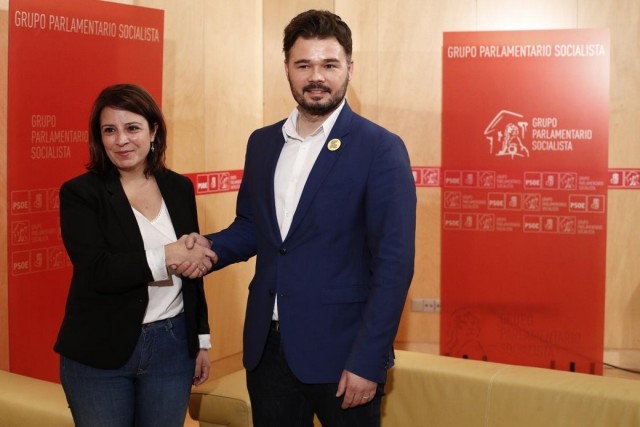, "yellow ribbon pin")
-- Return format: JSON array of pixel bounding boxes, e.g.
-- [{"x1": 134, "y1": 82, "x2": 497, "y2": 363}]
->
[{"x1": 327, "y1": 138, "x2": 341, "y2": 151}]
